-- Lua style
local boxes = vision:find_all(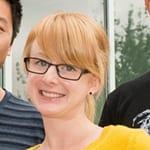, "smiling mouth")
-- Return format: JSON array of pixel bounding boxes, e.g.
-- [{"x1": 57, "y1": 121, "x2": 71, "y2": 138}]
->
[{"x1": 41, "y1": 91, "x2": 65, "y2": 98}]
